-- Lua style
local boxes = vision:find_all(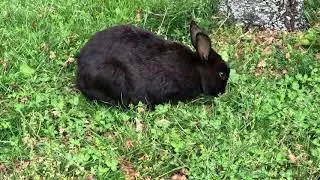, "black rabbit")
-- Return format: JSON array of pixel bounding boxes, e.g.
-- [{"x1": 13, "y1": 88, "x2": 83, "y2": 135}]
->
[{"x1": 76, "y1": 20, "x2": 230, "y2": 107}]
